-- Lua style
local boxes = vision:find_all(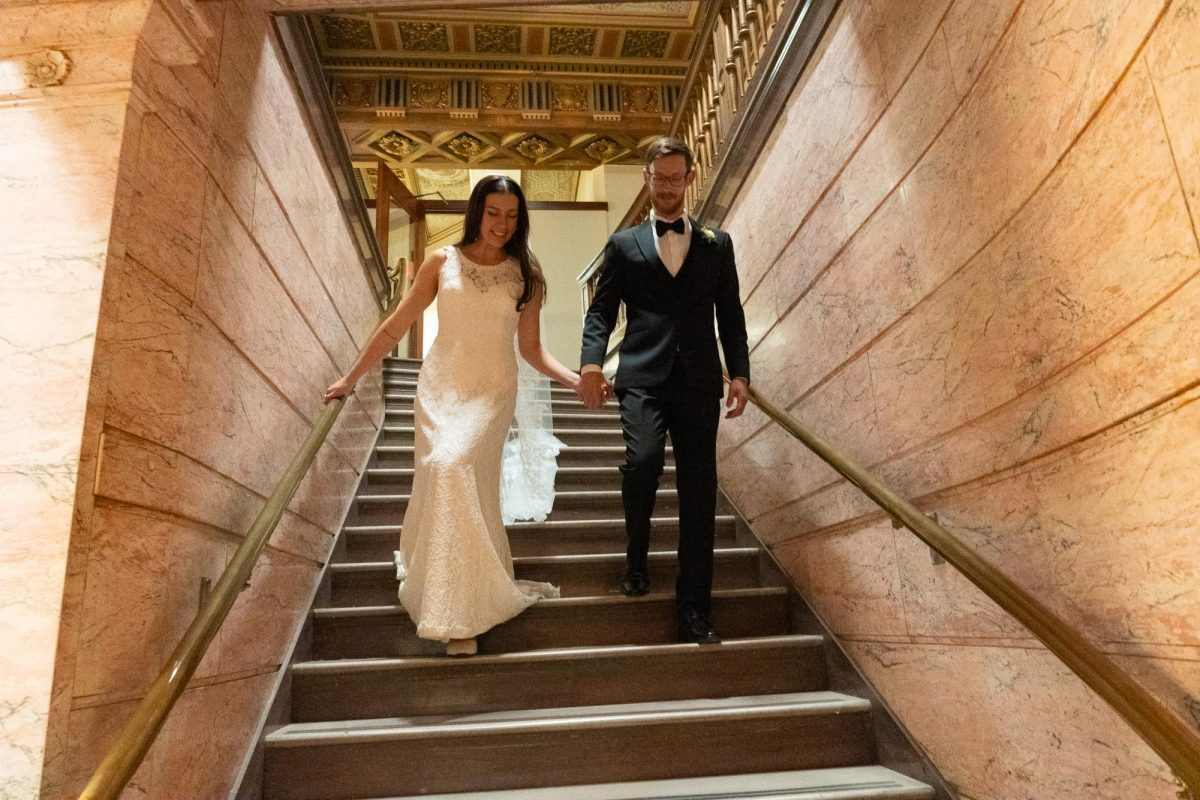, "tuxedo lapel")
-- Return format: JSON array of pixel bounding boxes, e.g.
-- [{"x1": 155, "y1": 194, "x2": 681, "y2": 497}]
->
[{"x1": 632, "y1": 222, "x2": 672, "y2": 278}]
